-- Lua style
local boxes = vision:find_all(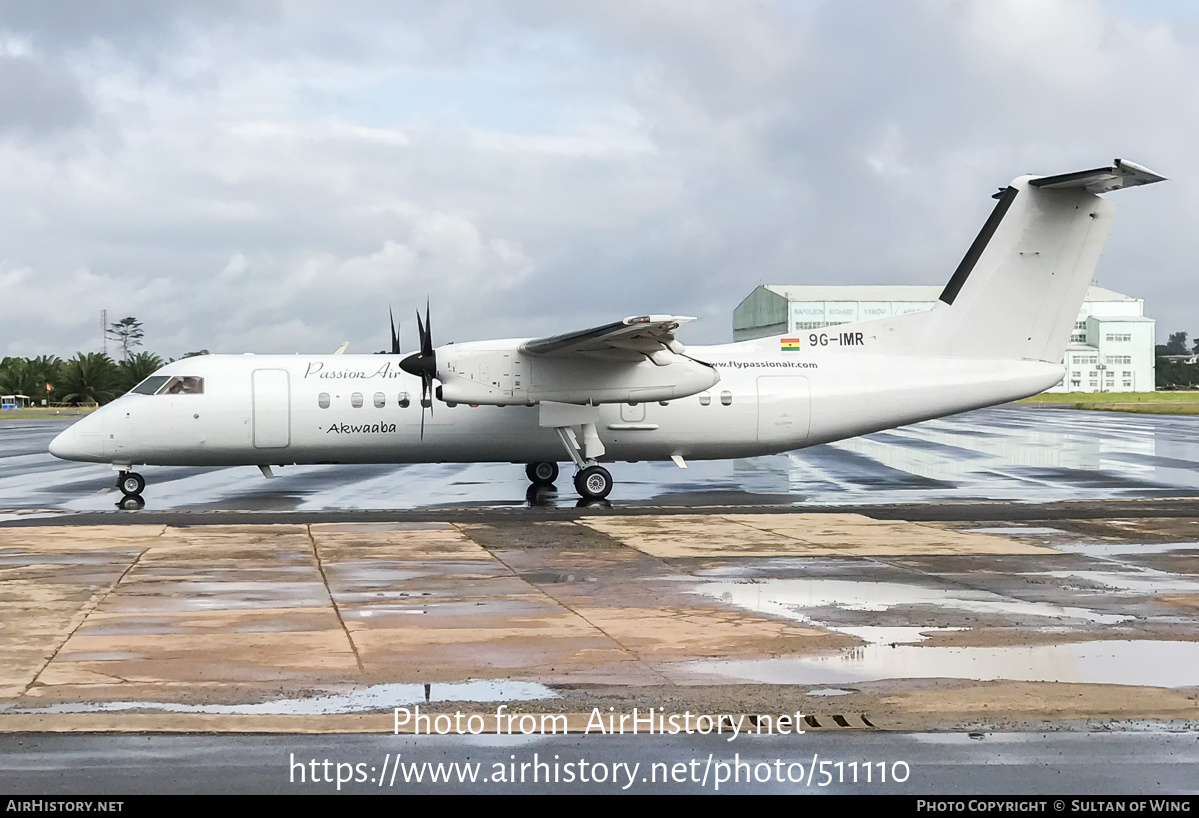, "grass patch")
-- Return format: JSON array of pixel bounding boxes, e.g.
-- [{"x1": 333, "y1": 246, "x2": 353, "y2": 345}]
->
[
  {"x1": 1020, "y1": 391, "x2": 1199, "y2": 403},
  {"x1": 1018, "y1": 391, "x2": 1199, "y2": 414},
  {"x1": 0, "y1": 406, "x2": 96, "y2": 420}
]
